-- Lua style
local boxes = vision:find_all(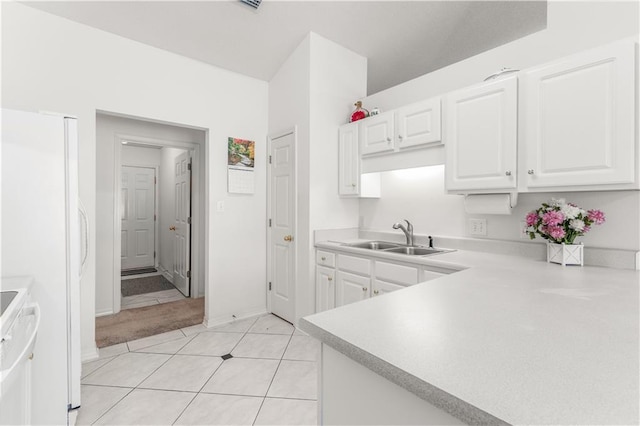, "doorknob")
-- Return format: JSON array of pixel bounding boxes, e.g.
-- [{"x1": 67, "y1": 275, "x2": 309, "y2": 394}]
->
[
  {"x1": 169, "y1": 226, "x2": 176, "y2": 231},
  {"x1": 284, "y1": 235, "x2": 293, "y2": 242}
]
